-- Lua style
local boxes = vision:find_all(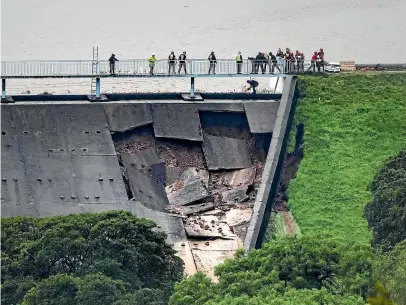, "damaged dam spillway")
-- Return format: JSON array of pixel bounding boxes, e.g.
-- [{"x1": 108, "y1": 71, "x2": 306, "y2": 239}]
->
[{"x1": 1, "y1": 77, "x2": 297, "y2": 279}]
